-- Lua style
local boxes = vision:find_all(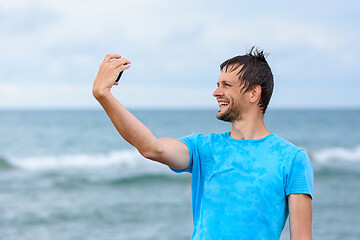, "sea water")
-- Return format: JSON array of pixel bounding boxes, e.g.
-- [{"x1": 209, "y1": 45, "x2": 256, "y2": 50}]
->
[{"x1": 0, "y1": 109, "x2": 359, "y2": 240}]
